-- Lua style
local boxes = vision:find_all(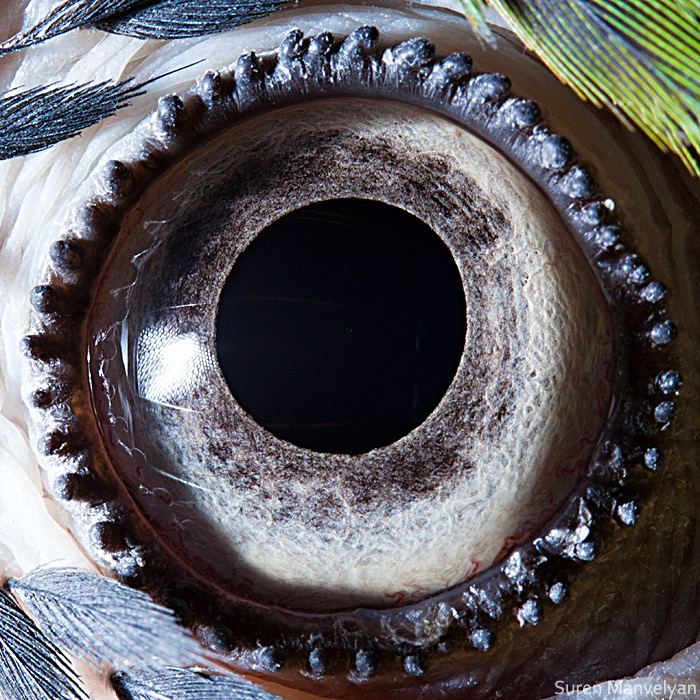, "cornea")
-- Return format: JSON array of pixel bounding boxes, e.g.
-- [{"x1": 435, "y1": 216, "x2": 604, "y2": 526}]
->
[{"x1": 21, "y1": 26, "x2": 679, "y2": 694}]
